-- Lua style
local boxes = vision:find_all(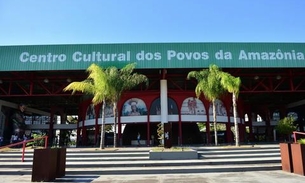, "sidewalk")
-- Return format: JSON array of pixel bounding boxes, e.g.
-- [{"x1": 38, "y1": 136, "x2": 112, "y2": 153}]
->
[
  {"x1": 1, "y1": 170, "x2": 305, "y2": 183},
  {"x1": 92, "y1": 171, "x2": 305, "y2": 183}
]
